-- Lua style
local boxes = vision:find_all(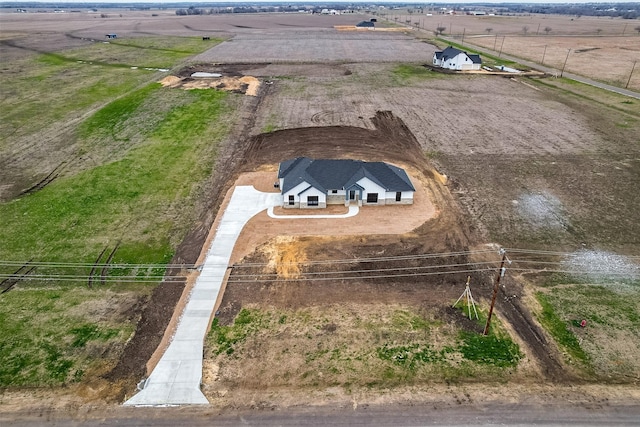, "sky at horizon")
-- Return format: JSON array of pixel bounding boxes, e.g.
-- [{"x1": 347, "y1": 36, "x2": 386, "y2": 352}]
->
[{"x1": 2, "y1": 0, "x2": 640, "y2": 4}]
